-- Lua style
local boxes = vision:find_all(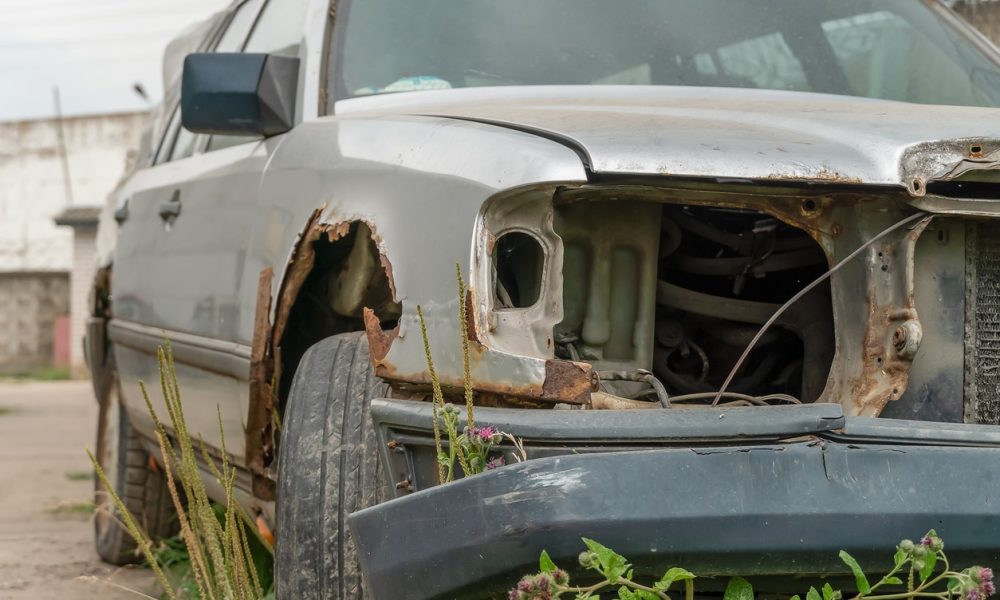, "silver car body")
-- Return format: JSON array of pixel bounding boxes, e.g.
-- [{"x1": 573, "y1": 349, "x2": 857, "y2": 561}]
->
[{"x1": 94, "y1": 0, "x2": 1000, "y2": 521}]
